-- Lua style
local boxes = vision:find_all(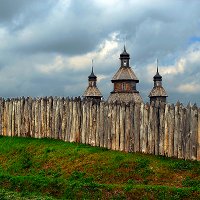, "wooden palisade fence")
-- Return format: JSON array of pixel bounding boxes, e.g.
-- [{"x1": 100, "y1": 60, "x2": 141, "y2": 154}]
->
[{"x1": 0, "y1": 97, "x2": 199, "y2": 161}]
